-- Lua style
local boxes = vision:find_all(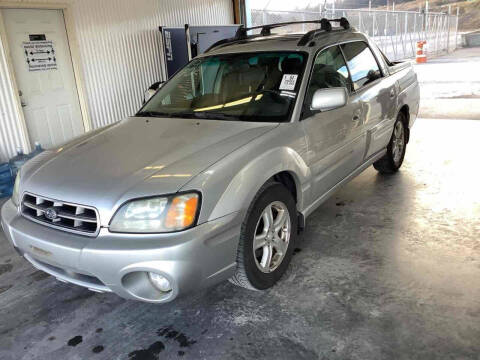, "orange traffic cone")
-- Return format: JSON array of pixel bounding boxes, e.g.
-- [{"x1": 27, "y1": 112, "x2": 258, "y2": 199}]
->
[{"x1": 416, "y1": 41, "x2": 427, "y2": 63}]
